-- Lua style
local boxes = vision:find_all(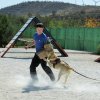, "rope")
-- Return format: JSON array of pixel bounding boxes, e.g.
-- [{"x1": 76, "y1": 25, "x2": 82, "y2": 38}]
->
[{"x1": 63, "y1": 60, "x2": 100, "y2": 82}]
